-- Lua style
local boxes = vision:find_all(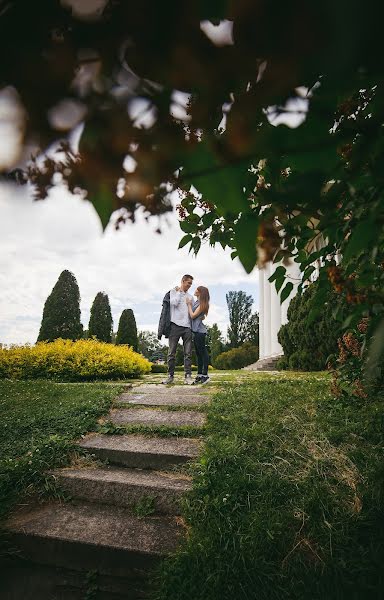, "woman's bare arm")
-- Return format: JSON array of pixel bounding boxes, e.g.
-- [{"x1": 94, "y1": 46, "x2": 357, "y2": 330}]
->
[{"x1": 187, "y1": 299, "x2": 202, "y2": 319}]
